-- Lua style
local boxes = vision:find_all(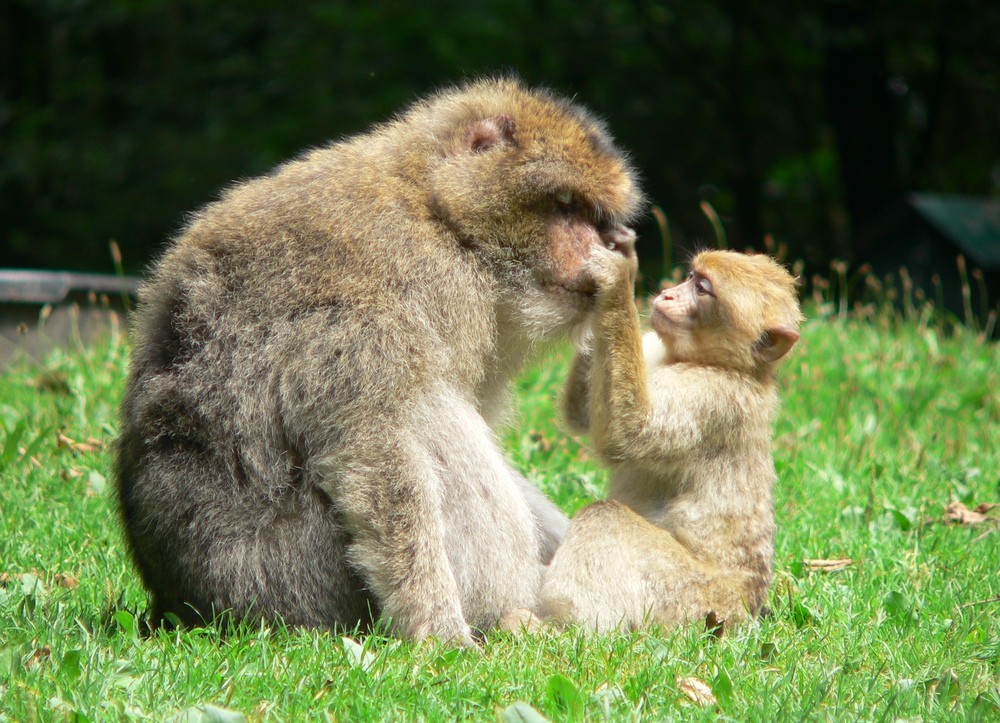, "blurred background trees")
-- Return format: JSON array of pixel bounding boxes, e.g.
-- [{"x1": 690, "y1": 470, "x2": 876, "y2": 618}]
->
[{"x1": 2, "y1": 0, "x2": 998, "y2": 282}]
